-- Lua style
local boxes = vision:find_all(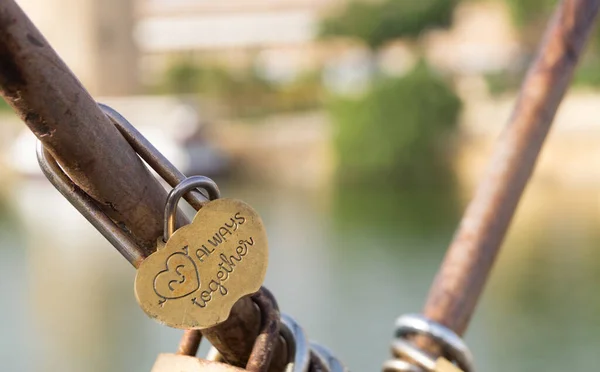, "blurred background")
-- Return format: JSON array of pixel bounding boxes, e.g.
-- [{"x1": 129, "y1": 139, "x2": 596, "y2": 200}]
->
[{"x1": 0, "y1": 0, "x2": 600, "y2": 370}]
